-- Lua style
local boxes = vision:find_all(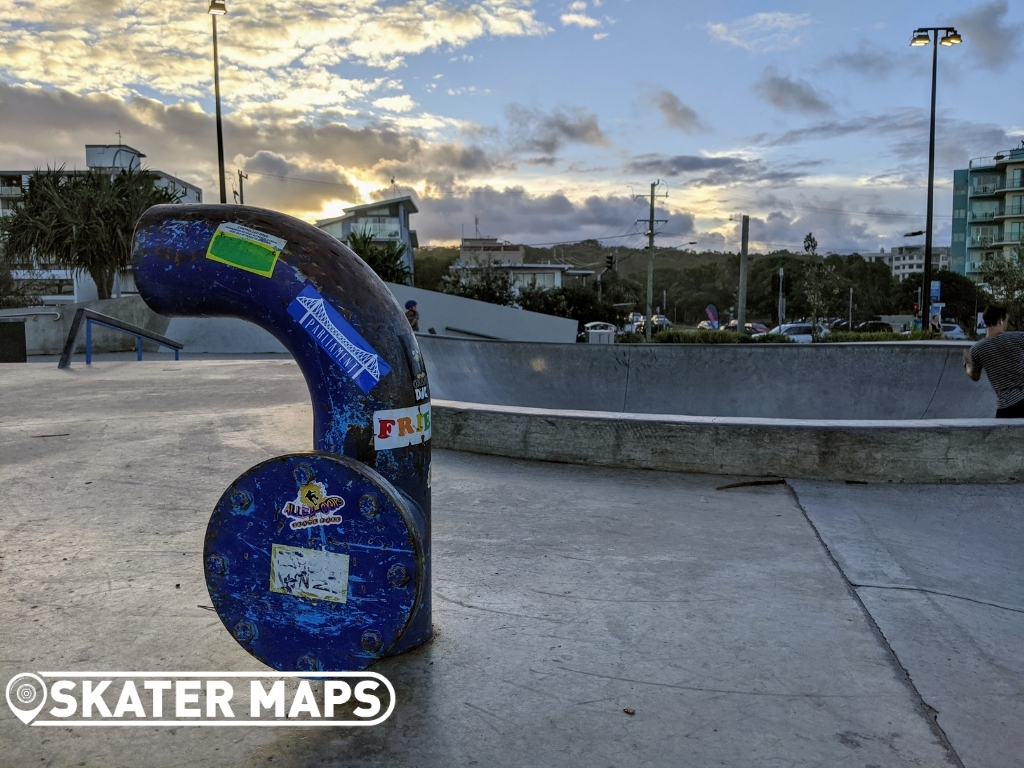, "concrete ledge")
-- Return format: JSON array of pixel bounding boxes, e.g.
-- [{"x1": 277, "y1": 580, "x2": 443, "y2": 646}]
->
[{"x1": 432, "y1": 400, "x2": 1024, "y2": 483}]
